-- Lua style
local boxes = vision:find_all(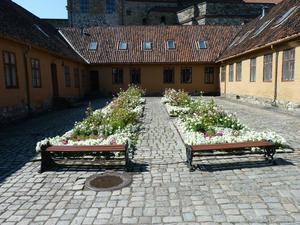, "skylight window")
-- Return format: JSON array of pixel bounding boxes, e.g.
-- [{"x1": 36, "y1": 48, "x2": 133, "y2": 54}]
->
[
  {"x1": 198, "y1": 40, "x2": 207, "y2": 49},
  {"x1": 34, "y1": 24, "x2": 49, "y2": 38},
  {"x1": 143, "y1": 41, "x2": 152, "y2": 50},
  {"x1": 88, "y1": 41, "x2": 98, "y2": 50},
  {"x1": 252, "y1": 19, "x2": 273, "y2": 38},
  {"x1": 166, "y1": 40, "x2": 175, "y2": 49},
  {"x1": 236, "y1": 30, "x2": 253, "y2": 45},
  {"x1": 118, "y1": 41, "x2": 128, "y2": 50},
  {"x1": 272, "y1": 6, "x2": 299, "y2": 28}
]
